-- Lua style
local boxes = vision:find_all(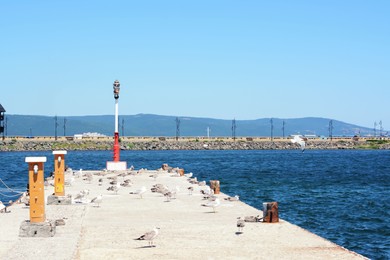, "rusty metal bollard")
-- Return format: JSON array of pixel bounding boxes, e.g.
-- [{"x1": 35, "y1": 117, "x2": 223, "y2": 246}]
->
[
  {"x1": 263, "y1": 202, "x2": 279, "y2": 223},
  {"x1": 209, "y1": 180, "x2": 220, "y2": 194}
]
